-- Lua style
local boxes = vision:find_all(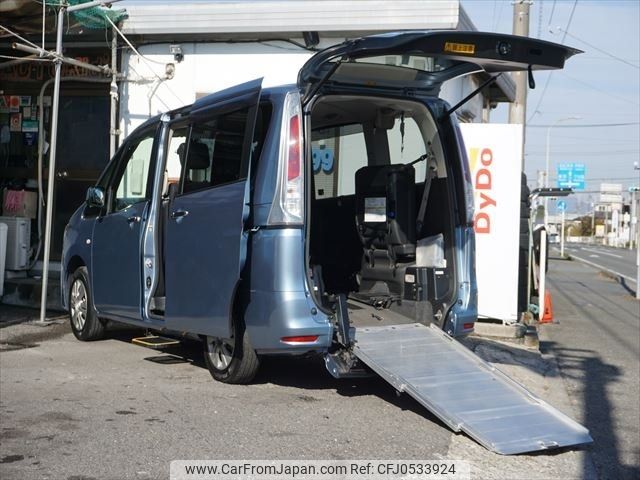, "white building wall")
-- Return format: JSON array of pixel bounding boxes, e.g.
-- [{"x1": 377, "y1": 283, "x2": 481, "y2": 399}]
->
[{"x1": 120, "y1": 41, "x2": 483, "y2": 140}]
